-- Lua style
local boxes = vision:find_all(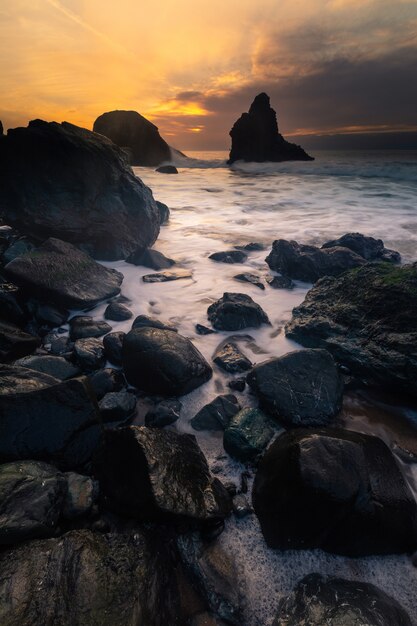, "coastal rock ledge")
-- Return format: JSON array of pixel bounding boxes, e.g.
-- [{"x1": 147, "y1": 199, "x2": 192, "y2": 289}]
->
[{"x1": 228, "y1": 93, "x2": 313, "y2": 164}]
